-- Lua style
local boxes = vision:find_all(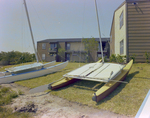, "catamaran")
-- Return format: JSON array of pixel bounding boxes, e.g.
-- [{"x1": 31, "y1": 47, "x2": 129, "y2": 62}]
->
[
  {"x1": 0, "y1": 0, "x2": 68, "y2": 84},
  {"x1": 29, "y1": 0, "x2": 133, "y2": 102}
]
